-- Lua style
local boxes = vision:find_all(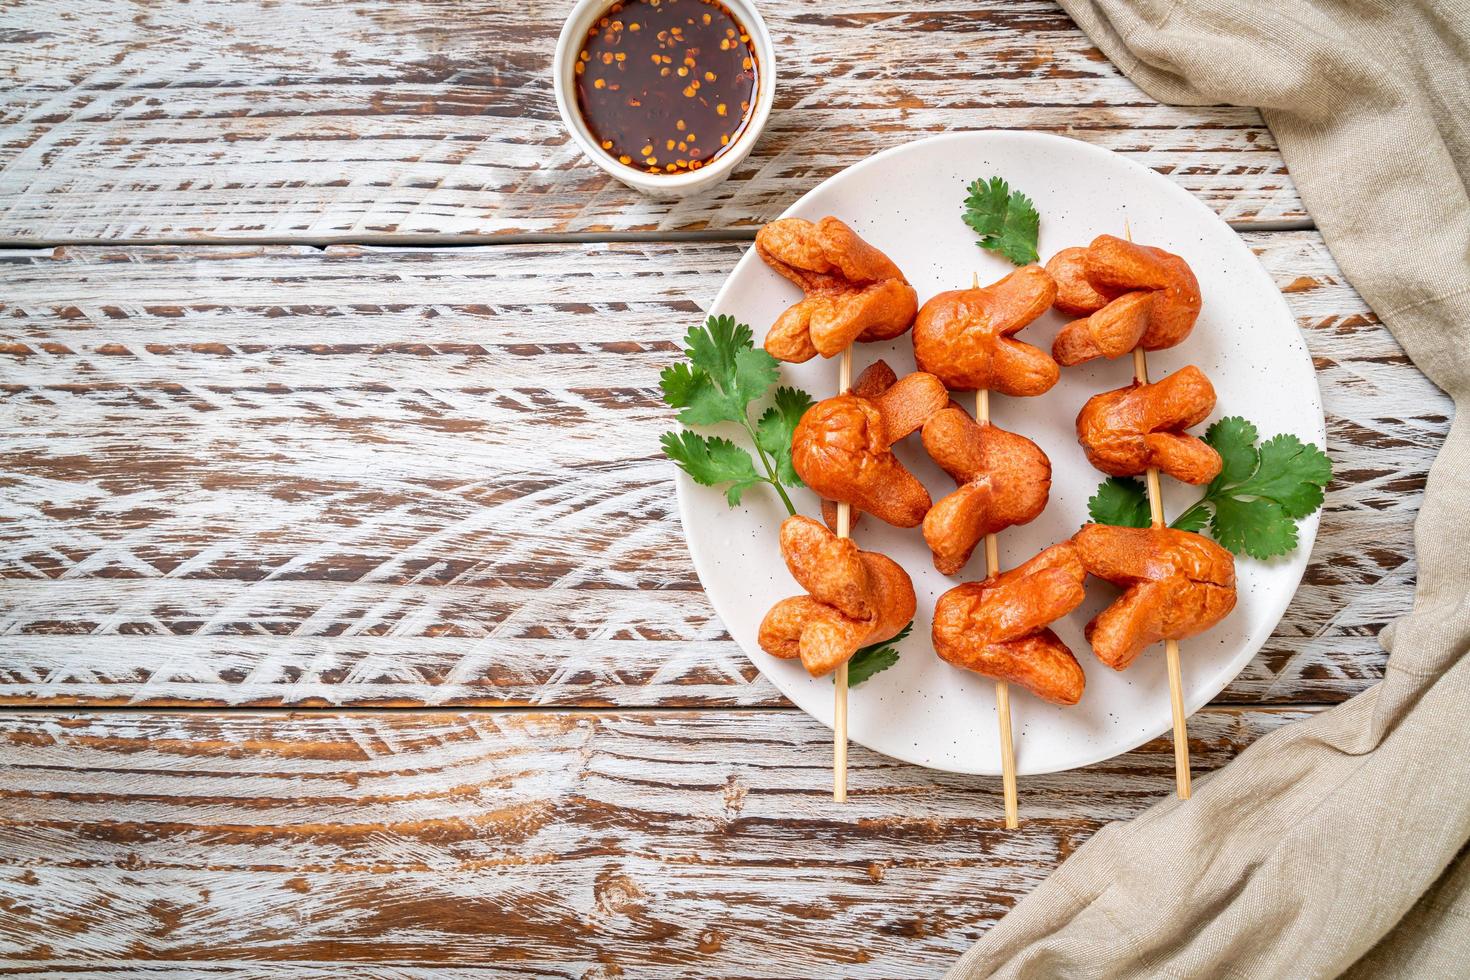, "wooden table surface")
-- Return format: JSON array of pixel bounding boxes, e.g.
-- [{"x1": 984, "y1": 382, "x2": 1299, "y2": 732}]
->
[{"x1": 0, "y1": 1, "x2": 1444, "y2": 975}]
